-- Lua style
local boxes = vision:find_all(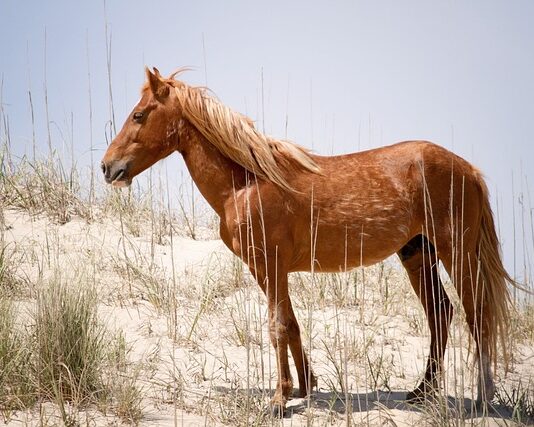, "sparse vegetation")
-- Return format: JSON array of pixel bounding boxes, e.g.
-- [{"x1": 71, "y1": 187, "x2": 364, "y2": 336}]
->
[
  {"x1": 0, "y1": 297, "x2": 34, "y2": 413},
  {"x1": 495, "y1": 380, "x2": 534, "y2": 424},
  {"x1": 0, "y1": 137, "x2": 532, "y2": 426},
  {"x1": 0, "y1": 272, "x2": 143, "y2": 425},
  {"x1": 0, "y1": 55, "x2": 532, "y2": 426},
  {"x1": 1, "y1": 151, "x2": 89, "y2": 224},
  {"x1": 35, "y1": 279, "x2": 105, "y2": 403}
]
